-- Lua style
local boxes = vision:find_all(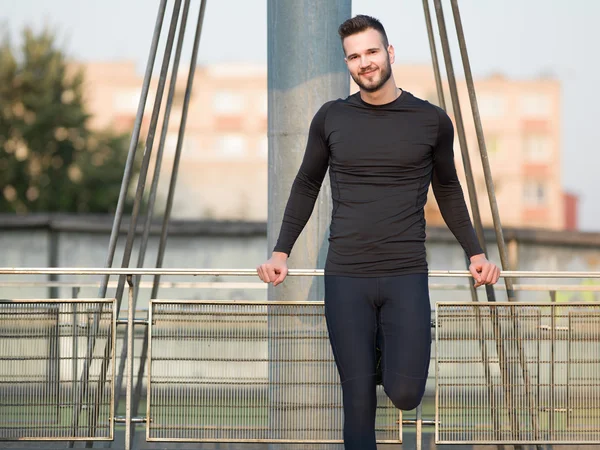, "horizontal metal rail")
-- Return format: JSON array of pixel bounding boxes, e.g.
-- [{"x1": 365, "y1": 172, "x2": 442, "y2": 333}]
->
[
  {"x1": 114, "y1": 416, "x2": 146, "y2": 423},
  {"x1": 0, "y1": 298, "x2": 115, "y2": 304},
  {"x1": 2, "y1": 268, "x2": 600, "y2": 278},
  {"x1": 116, "y1": 319, "x2": 149, "y2": 326},
  {"x1": 2, "y1": 280, "x2": 600, "y2": 292},
  {"x1": 0, "y1": 281, "x2": 269, "y2": 289}
]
